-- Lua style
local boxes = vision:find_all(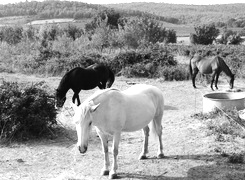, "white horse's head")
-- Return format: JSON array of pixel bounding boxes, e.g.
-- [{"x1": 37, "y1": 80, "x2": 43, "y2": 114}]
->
[{"x1": 72, "y1": 101, "x2": 100, "y2": 153}]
